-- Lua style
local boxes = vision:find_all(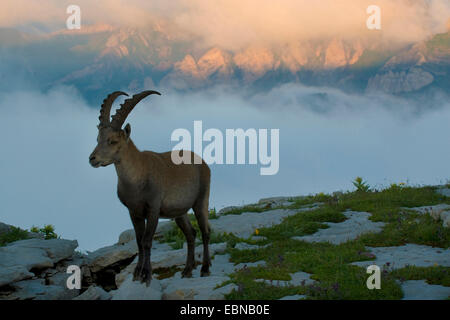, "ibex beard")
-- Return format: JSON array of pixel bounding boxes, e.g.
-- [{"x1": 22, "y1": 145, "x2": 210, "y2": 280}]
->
[{"x1": 89, "y1": 90, "x2": 212, "y2": 286}]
